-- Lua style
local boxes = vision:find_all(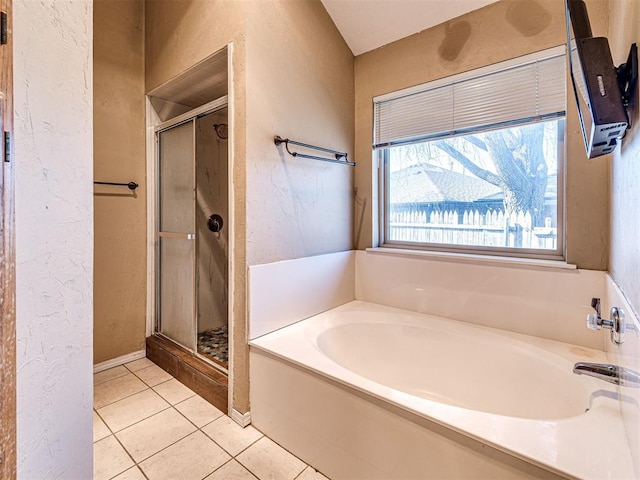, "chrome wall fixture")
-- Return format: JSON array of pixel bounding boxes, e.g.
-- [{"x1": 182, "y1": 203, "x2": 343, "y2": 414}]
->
[
  {"x1": 572, "y1": 297, "x2": 640, "y2": 387},
  {"x1": 586, "y1": 297, "x2": 633, "y2": 345},
  {"x1": 274, "y1": 135, "x2": 355, "y2": 166},
  {"x1": 213, "y1": 123, "x2": 228, "y2": 140}
]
